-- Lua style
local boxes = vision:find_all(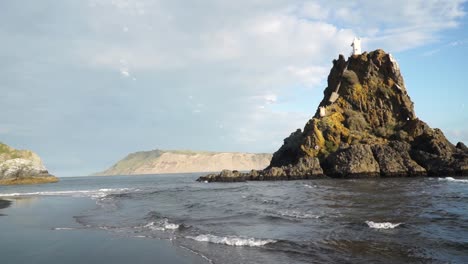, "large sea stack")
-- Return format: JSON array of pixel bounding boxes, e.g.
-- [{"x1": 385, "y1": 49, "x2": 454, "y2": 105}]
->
[
  {"x1": 0, "y1": 142, "x2": 58, "y2": 185},
  {"x1": 198, "y1": 49, "x2": 468, "y2": 182}
]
